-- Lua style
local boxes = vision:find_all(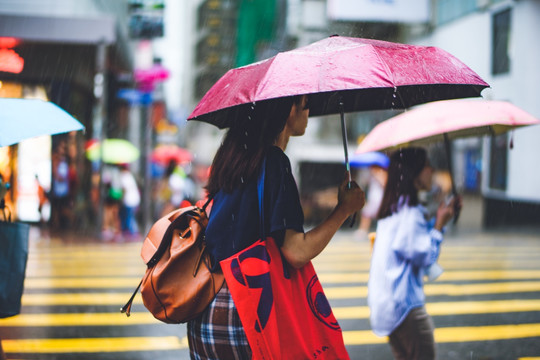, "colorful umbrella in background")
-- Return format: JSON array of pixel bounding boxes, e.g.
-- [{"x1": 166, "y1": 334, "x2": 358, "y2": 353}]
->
[
  {"x1": 350, "y1": 151, "x2": 389, "y2": 169},
  {"x1": 150, "y1": 144, "x2": 193, "y2": 166},
  {"x1": 188, "y1": 35, "x2": 489, "y2": 181},
  {"x1": 0, "y1": 98, "x2": 85, "y2": 147},
  {"x1": 85, "y1": 138, "x2": 140, "y2": 164},
  {"x1": 0, "y1": 98, "x2": 84, "y2": 319},
  {"x1": 356, "y1": 99, "x2": 540, "y2": 153},
  {"x1": 356, "y1": 99, "x2": 540, "y2": 222}
]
